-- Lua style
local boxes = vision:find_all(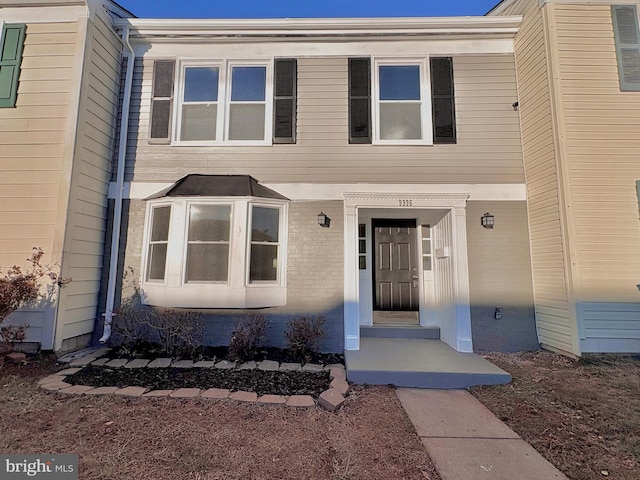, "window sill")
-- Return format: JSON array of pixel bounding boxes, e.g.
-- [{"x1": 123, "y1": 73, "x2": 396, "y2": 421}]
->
[
  {"x1": 141, "y1": 283, "x2": 286, "y2": 309},
  {"x1": 171, "y1": 140, "x2": 273, "y2": 147}
]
